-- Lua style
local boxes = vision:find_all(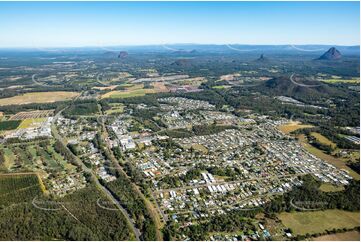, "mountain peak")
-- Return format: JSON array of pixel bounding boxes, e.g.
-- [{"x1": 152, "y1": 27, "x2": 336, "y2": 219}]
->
[
  {"x1": 317, "y1": 47, "x2": 341, "y2": 60},
  {"x1": 256, "y1": 54, "x2": 268, "y2": 62}
]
